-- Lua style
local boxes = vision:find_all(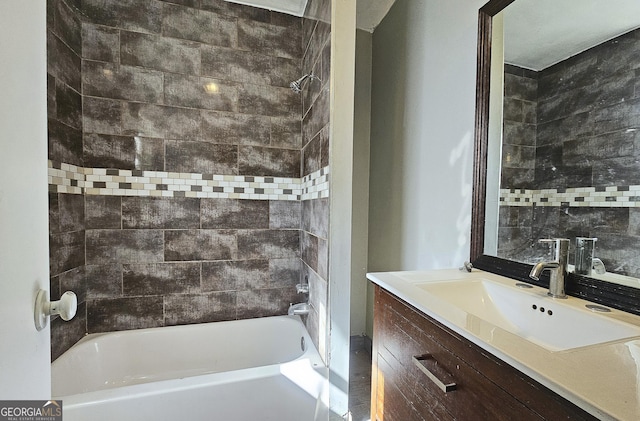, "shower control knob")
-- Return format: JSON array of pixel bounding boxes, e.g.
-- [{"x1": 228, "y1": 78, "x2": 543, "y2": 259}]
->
[{"x1": 34, "y1": 289, "x2": 78, "y2": 331}]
